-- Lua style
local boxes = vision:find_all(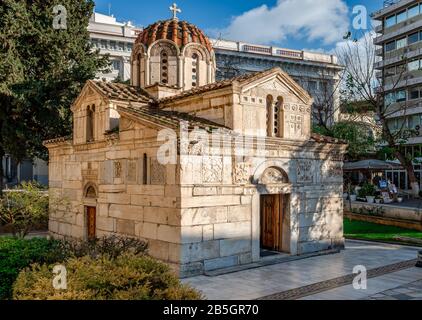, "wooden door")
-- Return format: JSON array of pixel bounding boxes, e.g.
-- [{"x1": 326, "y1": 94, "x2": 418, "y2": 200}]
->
[
  {"x1": 260, "y1": 194, "x2": 286, "y2": 252},
  {"x1": 86, "y1": 206, "x2": 96, "y2": 240}
]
